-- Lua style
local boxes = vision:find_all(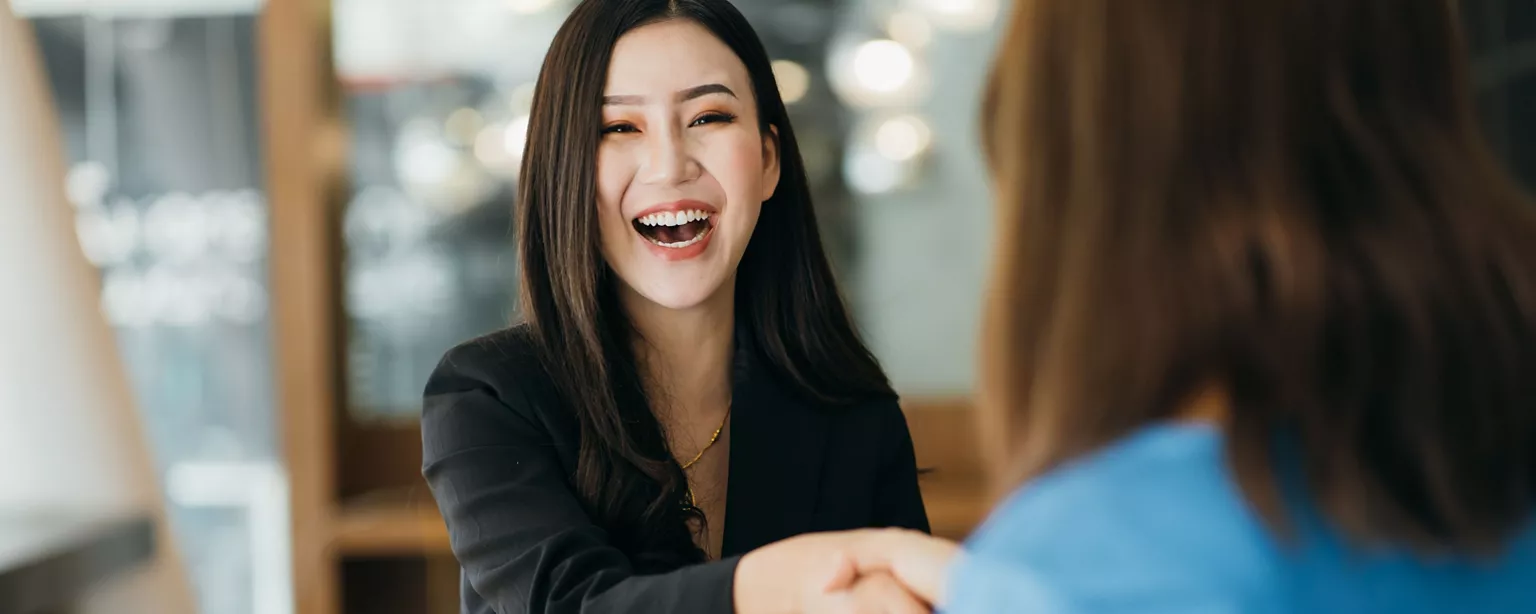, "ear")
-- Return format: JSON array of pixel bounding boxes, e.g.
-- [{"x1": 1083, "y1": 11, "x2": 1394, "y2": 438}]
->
[{"x1": 760, "y1": 124, "x2": 781, "y2": 201}]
